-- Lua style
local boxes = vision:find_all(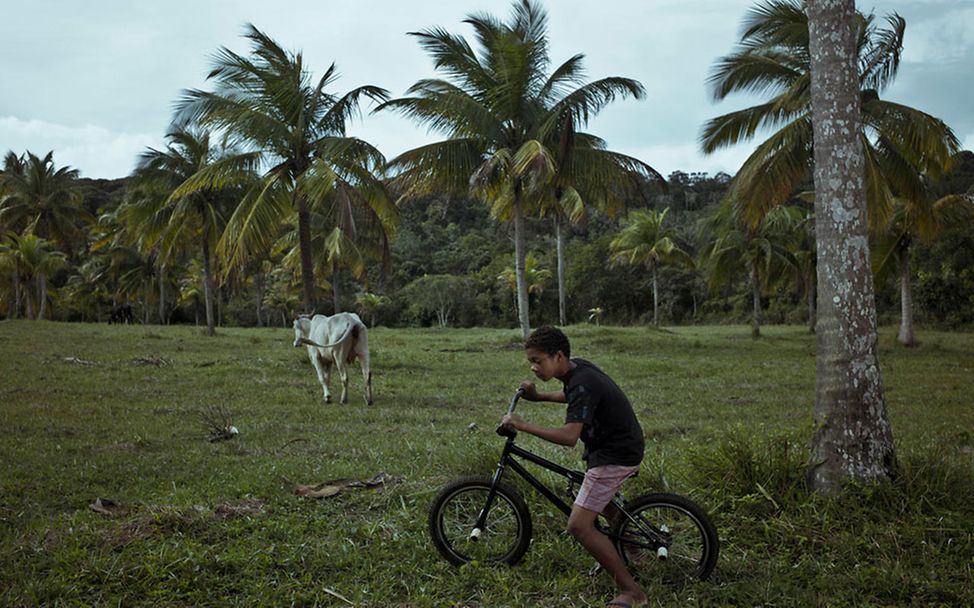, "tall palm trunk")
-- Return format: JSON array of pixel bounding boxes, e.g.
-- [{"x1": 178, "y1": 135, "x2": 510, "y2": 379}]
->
[
  {"x1": 513, "y1": 192, "x2": 531, "y2": 339},
  {"x1": 202, "y1": 236, "x2": 216, "y2": 336},
  {"x1": 13, "y1": 263, "x2": 21, "y2": 319},
  {"x1": 158, "y1": 262, "x2": 167, "y2": 325},
  {"x1": 896, "y1": 239, "x2": 916, "y2": 346},
  {"x1": 7, "y1": 271, "x2": 16, "y2": 319},
  {"x1": 255, "y1": 269, "x2": 264, "y2": 327},
  {"x1": 651, "y1": 265, "x2": 659, "y2": 328},
  {"x1": 750, "y1": 261, "x2": 761, "y2": 338},
  {"x1": 332, "y1": 261, "x2": 341, "y2": 314},
  {"x1": 24, "y1": 284, "x2": 34, "y2": 320},
  {"x1": 807, "y1": 0, "x2": 895, "y2": 496},
  {"x1": 555, "y1": 218, "x2": 566, "y2": 326},
  {"x1": 296, "y1": 194, "x2": 317, "y2": 314},
  {"x1": 37, "y1": 273, "x2": 47, "y2": 320}
]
